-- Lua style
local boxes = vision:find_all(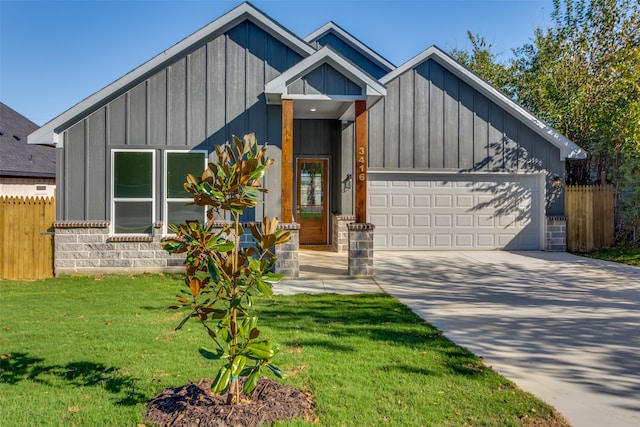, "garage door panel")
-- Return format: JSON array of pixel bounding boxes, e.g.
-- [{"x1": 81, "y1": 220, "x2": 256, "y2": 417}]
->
[
  {"x1": 413, "y1": 194, "x2": 430, "y2": 207},
  {"x1": 369, "y1": 174, "x2": 542, "y2": 250},
  {"x1": 413, "y1": 214, "x2": 430, "y2": 227},
  {"x1": 391, "y1": 194, "x2": 409, "y2": 208},
  {"x1": 413, "y1": 234, "x2": 431, "y2": 247},
  {"x1": 456, "y1": 215, "x2": 474, "y2": 227}
]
